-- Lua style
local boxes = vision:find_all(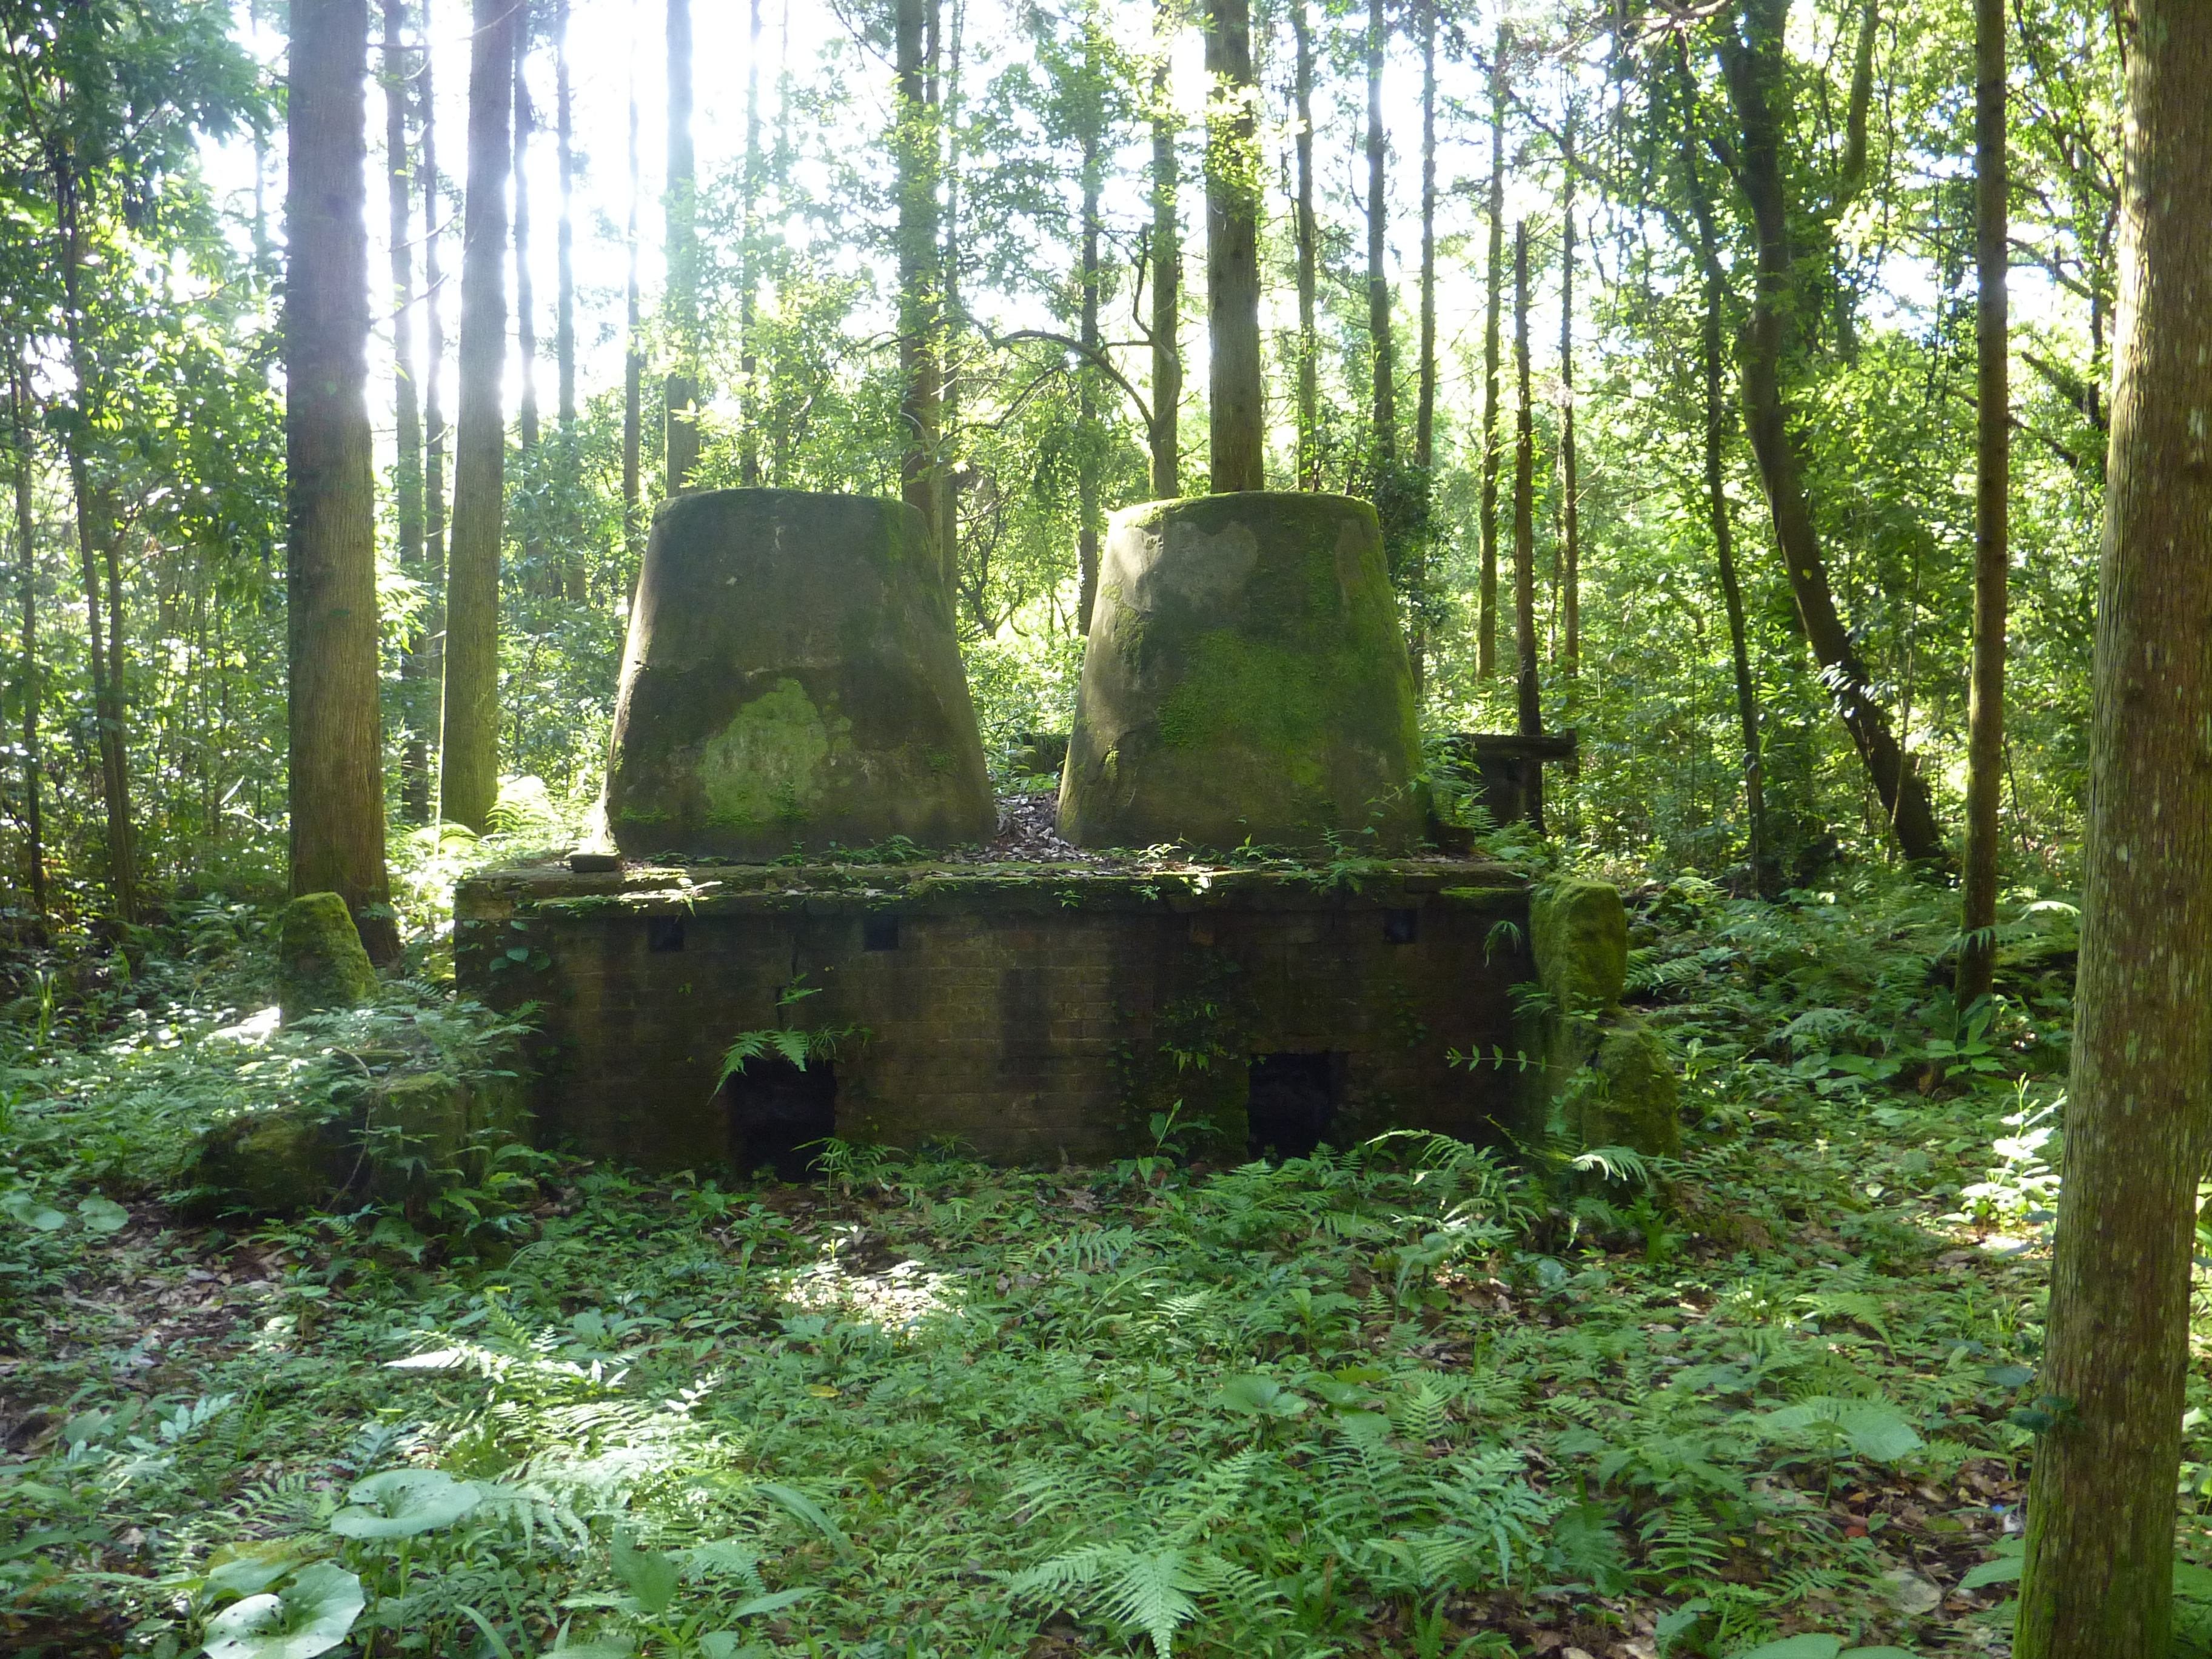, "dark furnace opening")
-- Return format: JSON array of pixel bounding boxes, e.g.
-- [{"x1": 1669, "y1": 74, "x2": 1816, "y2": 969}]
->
[
  {"x1": 724, "y1": 1058, "x2": 837, "y2": 1181},
  {"x1": 1246, "y1": 1052, "x2": 1338, "y2": 1161}
]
